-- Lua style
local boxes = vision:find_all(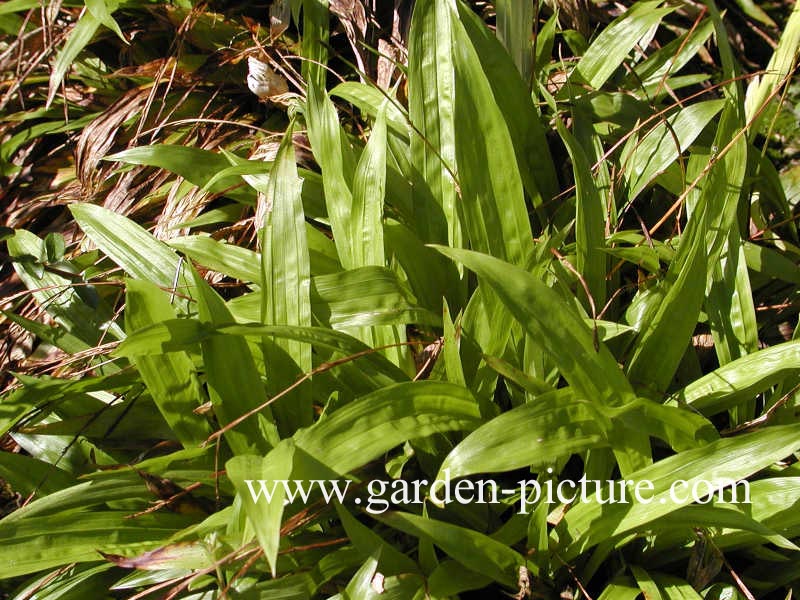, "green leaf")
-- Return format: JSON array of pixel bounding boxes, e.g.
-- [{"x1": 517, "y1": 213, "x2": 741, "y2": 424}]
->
[
  {"x1": 745, "y1": 2, "x2": 800, "y2": 134},
  {"x1": 124, "y1": 279, "x2": 212, "y2": 447},
  {"x1": 495, "y1": 0, "x2": 533, "y2": 80},
  {"x1": 439, "y1": 389, "x2": 609, "y2": 480},
  {"x1": 434, "y1": 246, "x2": 651, "y2": 475},
  {"x1": 0, "y1": 452, "x2": 77, "y2": 497},
  {"x1": 70, "y1": 203, "x2": 184, "y2": 291},
  {"x1": 407, "y1": 0, "x2": 458, "y2": 247},
  {"x1": 630, "y1": 17, "x2": 715, "y2": 90},
  {"x1": 223, "y1": 266, "x2": 438, "y2": 329},
  {"x1": 449, "y1": 6, "x2": 534, "y2": 266},
  {"x1": 189, "y1": 267, "x2": 277, "y2": 454},
  {"x1": 331, "y1": 82, "x2": 409, "y2": 140},
  {"x1": 0, "y1": 511, "x2": 192, "y2": 578},
  {"x1": 574, "y1": 1, "x2": 675, "y2": 90},
  {"x1": 559, "y1": 424, "x2": 800, "y2": 560},
  {"x1": 670, "y1": 340, "x2": 800, "y2": 415},
  {"x1": 259, "y1": 125, "x2": 314, "y2": 431},
  {"x1": 558, "y1": 120, "x2": 607, "y2": 309},
  {"x1": 300, "y1": 0, "x2": 329, "y2": 91},
  {"x1": 106, "y1": 145, "x2": 254, "y2": 204},
  {"x1": 7, "y1": 229, "x2": 117, "y2": 347},
  {"x1": 47, "y1": 11, "x2": 101, "y2": 107},
  {"x1": 351, "y1": 103, "x2": 387, "y2": 269},
  {"x1": 623, "y1": 100, "x2": 725, "y2": 201},
  {"x1": 743, "y1": 241, "x2": 800, "y2": 285},
  {"x1": 456, "y1": 2, "x2": 558, "y2": 210},
  {"x1": 428, "y1": 560, "x2": 492, "y2": 597},
  {"x1": 116, "y1": 320, "x2": 408, "y2": 389},
  {"x1": 305, "y1": 83, "x2": 355, "y2": 269},
  {"x1": 85, "y1": 0, "x2": 126, "y2": 43},
  {"x1": 706, "y1": 239, "x2": 759, "y2": 371},
  {"x1": 335, "y1": 504, "x2": 421, "y2": 576},
  {"x1": 227, "y1": 440, "x2": 295, "y2": 576},
  {"x1": 294, "y1": 381, "x2": 481, "y2": 474},
  {"x1": 376, "y1": 511, "x2": 524, "y2": 587}
]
